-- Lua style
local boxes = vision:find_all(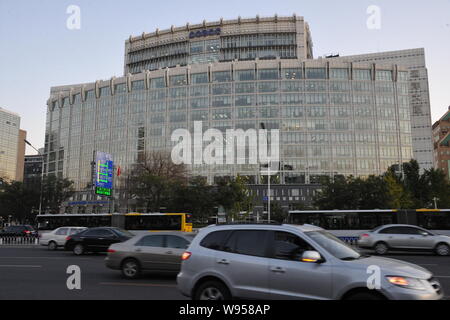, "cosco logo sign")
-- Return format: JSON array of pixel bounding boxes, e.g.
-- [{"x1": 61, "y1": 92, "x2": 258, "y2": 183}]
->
[{"x1": 189, "y1": 28, "x2": 221, "y2": 39}]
